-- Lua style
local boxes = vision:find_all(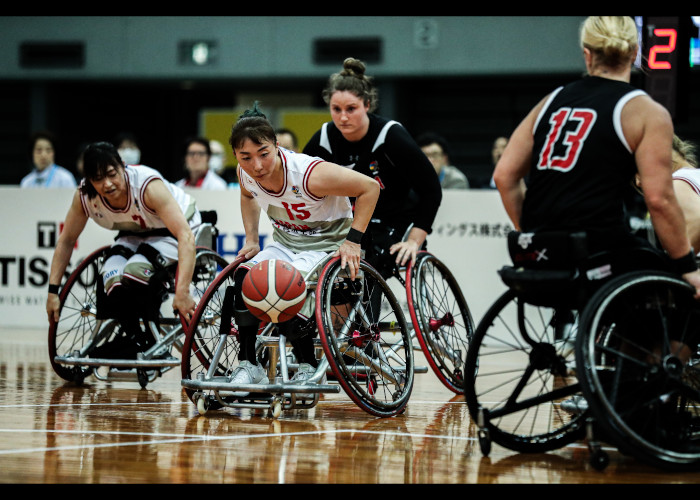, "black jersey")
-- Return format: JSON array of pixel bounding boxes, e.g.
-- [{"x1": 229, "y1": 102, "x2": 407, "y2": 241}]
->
[
  {"x1": 303, "y1": 114, "x2": 442, "y2": 235},
  {"x1": 521, "y1": 76, "x2": 645, "y2": 235}
]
